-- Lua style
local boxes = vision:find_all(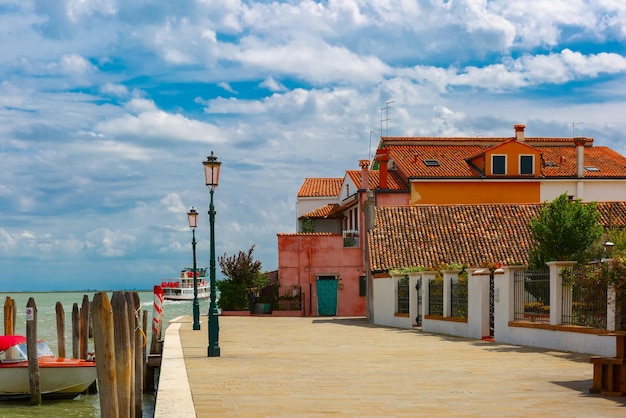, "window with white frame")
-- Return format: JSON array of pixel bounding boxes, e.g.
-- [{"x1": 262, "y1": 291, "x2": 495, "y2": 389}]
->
[
  {"x1": 519, "y1": 155, "x2": 534, "y2": 175},
  {"x1": 491, "y1": 155, "x2": 506, "y2": 175}
]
